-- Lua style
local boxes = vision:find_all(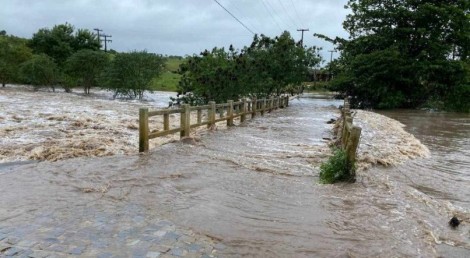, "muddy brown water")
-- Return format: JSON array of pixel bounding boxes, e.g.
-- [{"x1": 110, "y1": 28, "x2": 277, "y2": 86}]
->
[{"x1": 1, "y1": 98, "x2": 469, "y2": 257}]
